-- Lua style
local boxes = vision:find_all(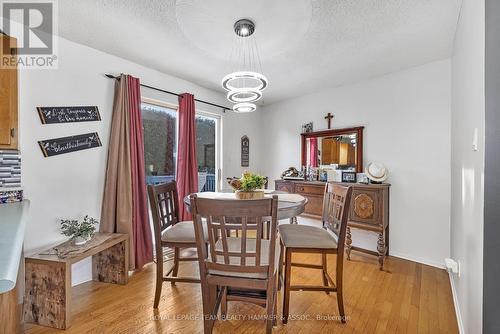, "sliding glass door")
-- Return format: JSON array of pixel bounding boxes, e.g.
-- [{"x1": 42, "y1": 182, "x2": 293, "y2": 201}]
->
[
  {"x1": 141, "y1": 100, "x2": 221, "y2": 192},
  {"x1": 195, "y1": 113, "x2": 219, "y2": 192}
]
